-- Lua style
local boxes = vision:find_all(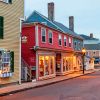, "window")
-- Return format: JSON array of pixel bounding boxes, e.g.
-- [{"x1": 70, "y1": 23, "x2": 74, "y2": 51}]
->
[
  {"x1": 0, "y1": 50, "x2": 14, "y2": 78},
  {"x1": 69, "y1": 37, "x2": 71, "y2": 47},
  {"x1": 64, "y1": 36, "x2": 67, "y2": 46},
  {"x1": 0, "y1": 16, "x2": 4, "y2": 39},
  {"x1": 0, "y1": 0, "x2": 12, "y2": 4},
  {"x1": 41, "y1": 28, "x2": 46, "y2": 43},
  {"x1": 78, "y1": 42, "x2": 81, "y2": 50},
  {"x1": 48, "y1": 30, "x2": 53, "y2": 44},
  {"x1": 74, "y1": 41, "x2": 77, "y2": 48},
  {"x1": 58, "y1": 34, "x2": 62, "y2": 46}
]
